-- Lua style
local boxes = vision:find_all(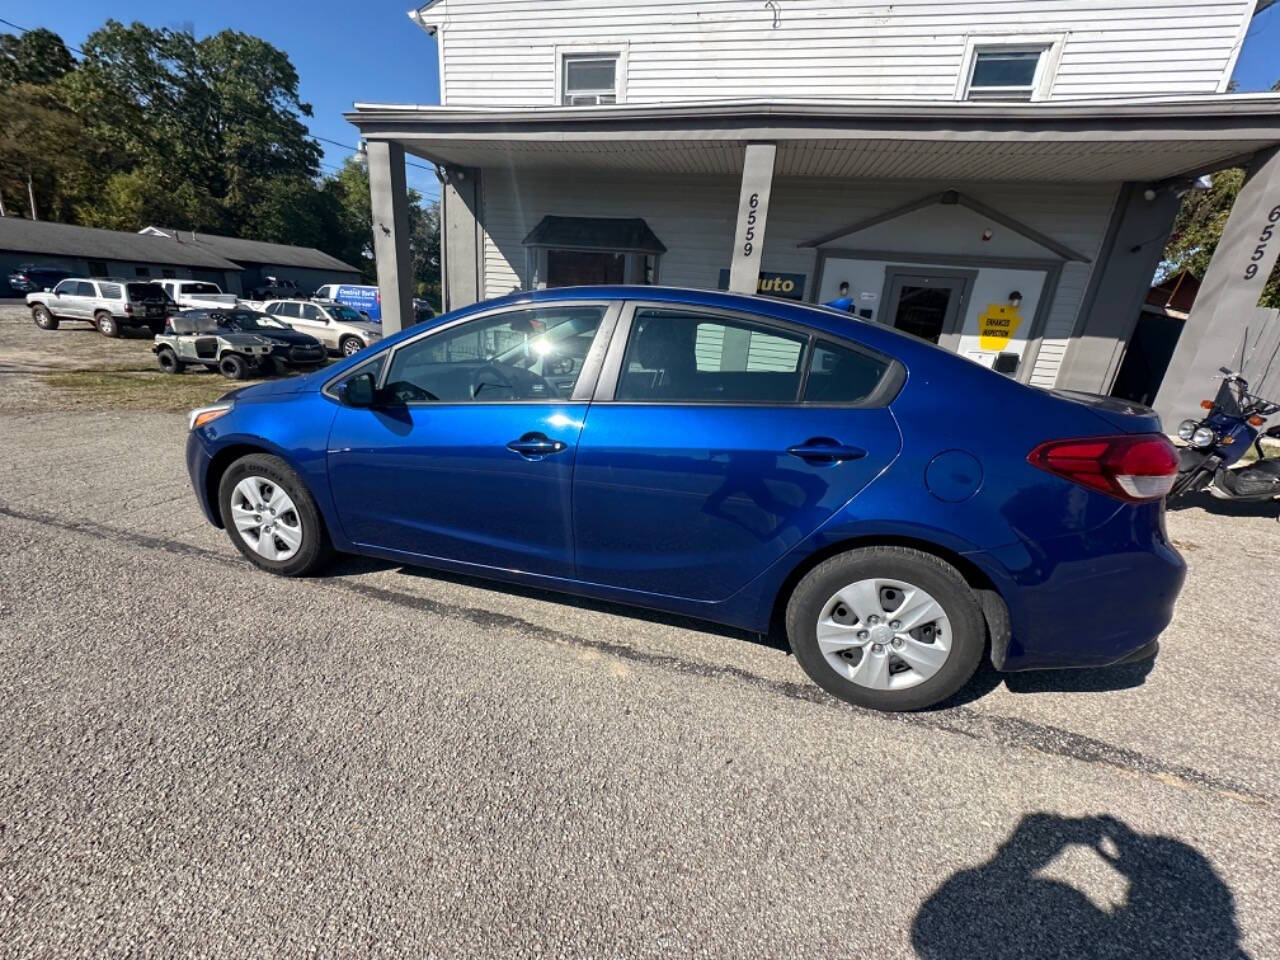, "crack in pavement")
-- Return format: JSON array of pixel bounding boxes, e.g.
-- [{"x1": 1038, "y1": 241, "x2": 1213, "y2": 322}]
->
[{"x1": 0, "y1": 501, "x2": 1268, "y2": 808}]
